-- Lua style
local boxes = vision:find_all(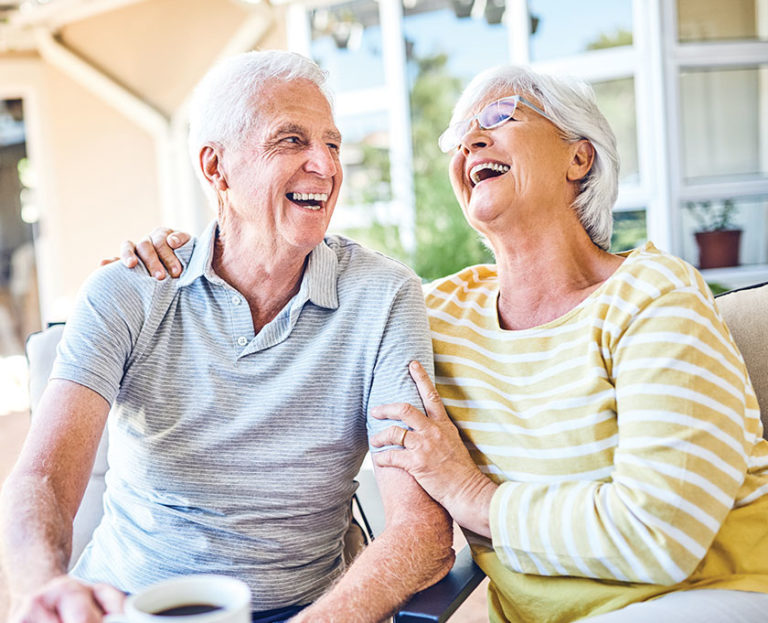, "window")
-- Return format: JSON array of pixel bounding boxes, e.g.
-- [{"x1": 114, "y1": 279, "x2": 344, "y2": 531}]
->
[
  {"x1": 592, "y1": 77, "x2": 639, "y2": 184},
  {"x1": 679, "y1": 65, "x2": 768, "y2": 183},
  {"x1": 528, "y1": 0, "x2": 633, "y2": 61},
  {"x1": 677, "y1": 0, "x2": 768, "y2": 43}
]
